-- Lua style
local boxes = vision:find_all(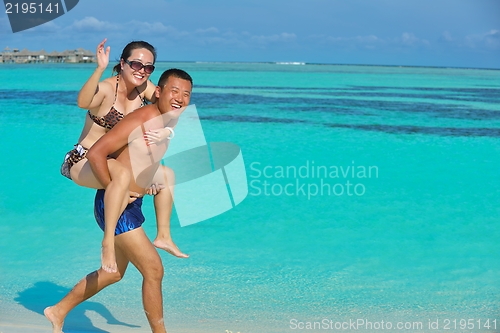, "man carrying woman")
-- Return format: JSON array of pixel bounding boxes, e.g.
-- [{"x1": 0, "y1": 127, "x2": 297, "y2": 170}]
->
[
  {"x1": 61, "y1": 39, "x2": 188, "y2": 274},
  {"x1": 46, "y1": 68, "x2": 193, "y2": 333}
]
